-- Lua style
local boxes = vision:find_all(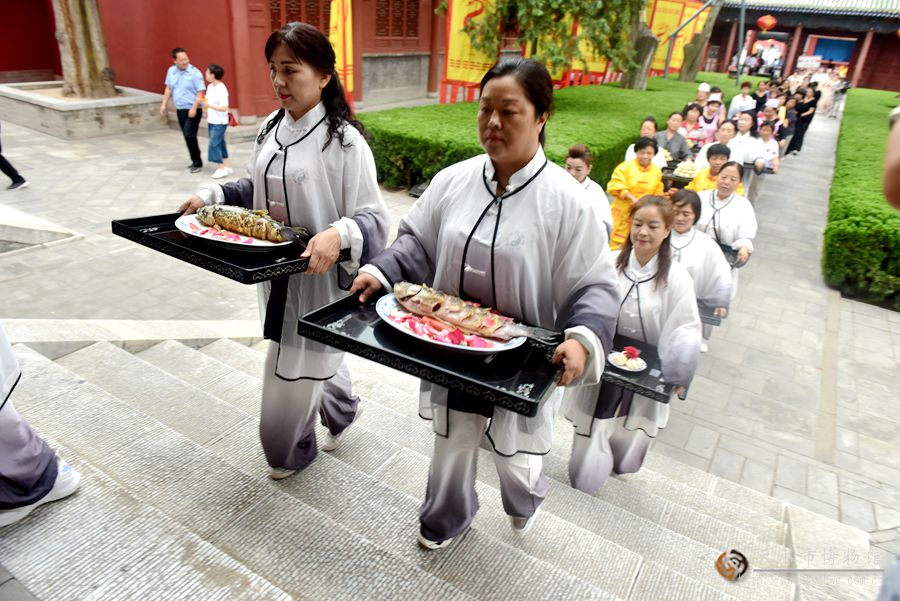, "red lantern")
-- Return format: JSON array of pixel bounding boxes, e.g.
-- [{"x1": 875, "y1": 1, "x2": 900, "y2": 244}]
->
[{"x1": 757, "y1": 14, "x2": 777, "y2": 32}]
